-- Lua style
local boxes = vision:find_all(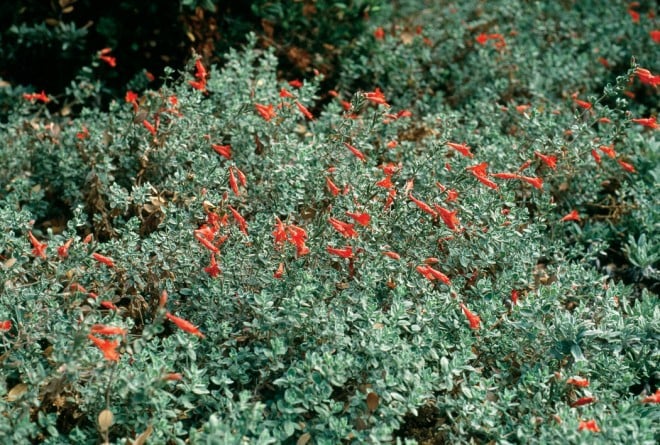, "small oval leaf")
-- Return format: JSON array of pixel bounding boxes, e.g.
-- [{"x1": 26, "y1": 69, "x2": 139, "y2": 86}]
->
[
  {"x1": 296, "y1": 432, "x2": 311, "y2": 445},
  {"x1": 7, "y1": 383, "x2": 28, "y2": 402}
]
